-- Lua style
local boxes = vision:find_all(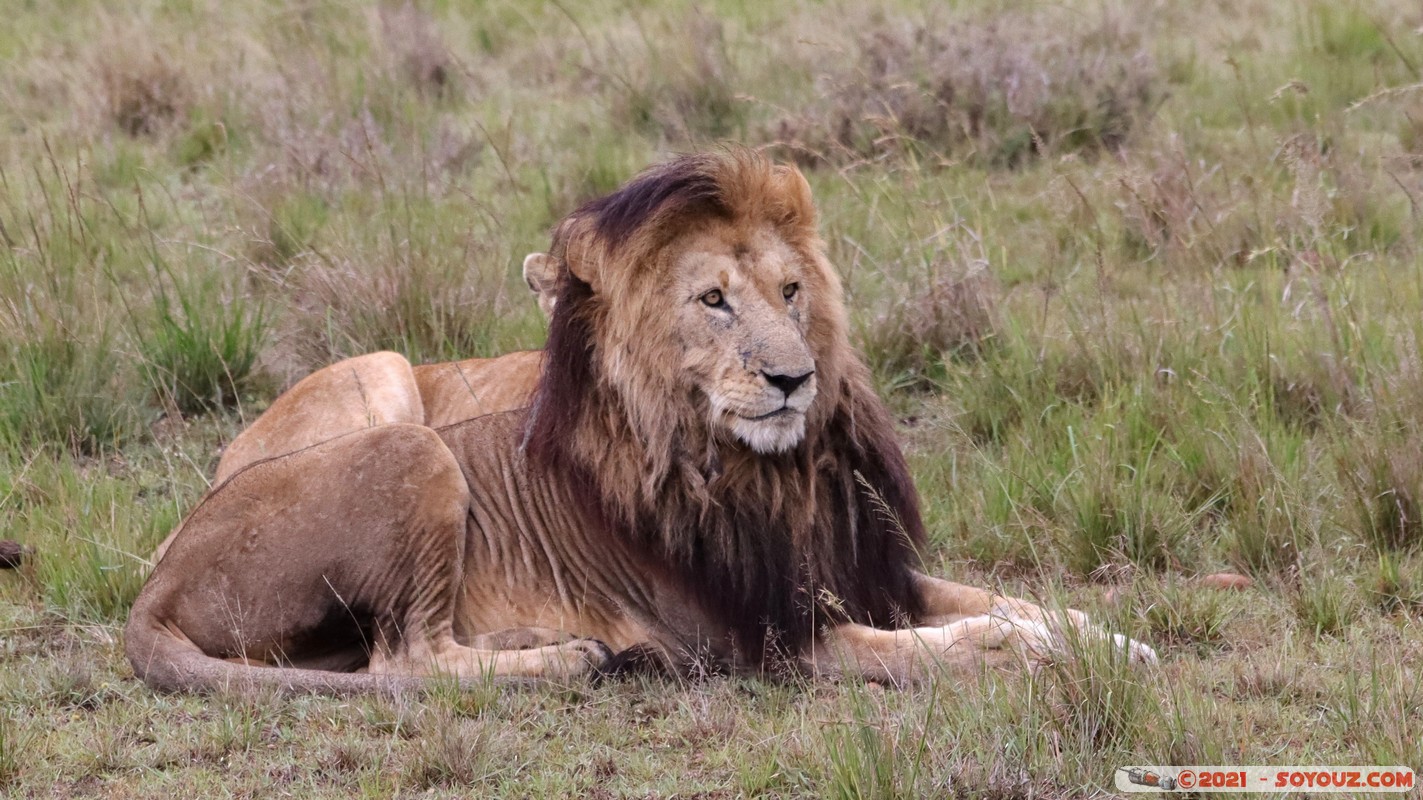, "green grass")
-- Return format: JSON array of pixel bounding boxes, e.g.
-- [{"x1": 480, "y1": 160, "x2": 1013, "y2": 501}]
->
[
  {"x1": 2, "y1": 0, "x2": 1422, "y2": 795},
  {"x1": 137, "y1": 262, "x2": 268, "y2": 415}
]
